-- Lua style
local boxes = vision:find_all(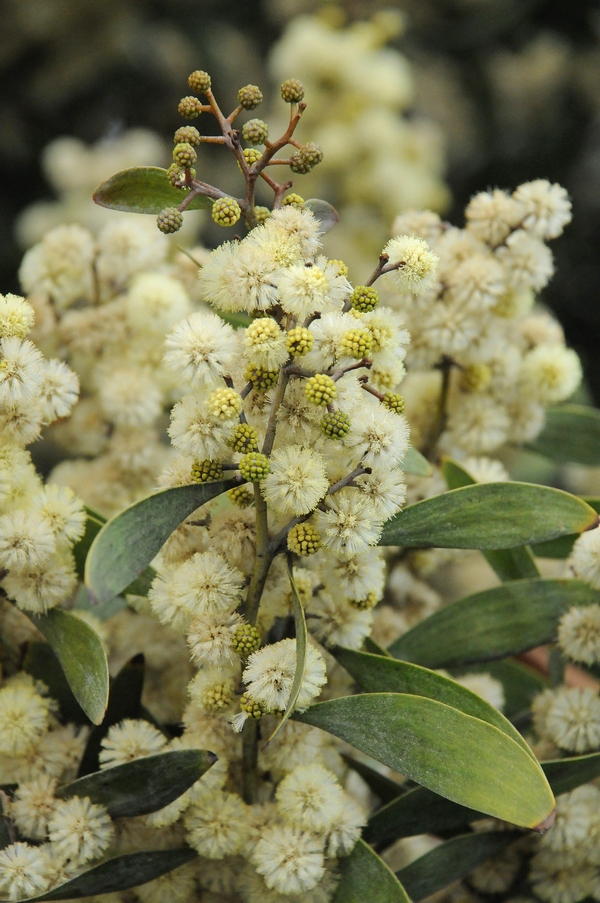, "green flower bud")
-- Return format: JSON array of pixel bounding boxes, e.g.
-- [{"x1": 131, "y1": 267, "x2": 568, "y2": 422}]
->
[
  {"x1": 231, "y1": 624, "x2": 261, "y2": 657},
  {"x1": 174, "y1": 126, "x2": 201, "y2": 146},
  {"x1": 244, "y1": 362, "x2": 279, "y2": 391},
  {"x1": 239, "y1": 693, "x2": 268, "y2": 719},
  {"x1": 242, "y1": 118, "x2": 269, "y2": 145},
  {"x1": 286, "y1": 326, "x2": 313, "y2": 357},
  {"x1": 228, "y1": 423, "x2": 259, "y2": 453},
  {"x1": 238, "y1": 84, "x2": 263, "y2": 110},
  {"x1": 351, "y1": 285, "x2": 379, "y2": 312},
  {"x1": 156, "y1": 207, "x2": 183, "y2": 234},
  {"x1": 280, "y1": 78, "x2": 305, "y2": 103},
  {"x1": 381, "y1": 392, "x2": 405, "y2": 414},
  {"x1": 287, "y1": 523, "x2": 322, "y2": 556},
  {"x1": 188, "y1": 70, "x2": 211, "y2": 93},
  {"x1": 227, "y1": 485, "x2": 255, "y2": 508},
  {"x1": 173, "y1": 142, "x2": 197, "y2": 168},
  {"x1": 320, "y1": 410, "x2": 351, "y2": 439},
  {"x1": 305, "y1": 373, "x2": 337, "y2": 406},
  {"x1": 328, "y1": 259, "x2": 349, "y2": 278},
  {"x1": 239, "y1": 452, "x2": 270, "y2": 482},
  {"x1": 190, "y1": 459, "x2": 224, "y2": 483},
  {"x1": 339, "y1": 328, "x2": 373, "y2": 359},
  {"x1": 212, "y1": 197, "x2": 241, "y2": 227},
  {"x1": 282, "y1": 193, "x2": 305, "y2": 208},
  {"x1": 178, "y1": 96, "x2": 204, "y2": 118},
  {"x1": 166, "y1": 163, "x2": 188, "y2": 188}
]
